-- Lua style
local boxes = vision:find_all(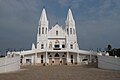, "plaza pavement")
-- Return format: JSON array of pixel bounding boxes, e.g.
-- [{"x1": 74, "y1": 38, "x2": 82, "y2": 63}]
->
[{"x1": 0, "y1": 65, "x2": 120, "y2": 80}]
